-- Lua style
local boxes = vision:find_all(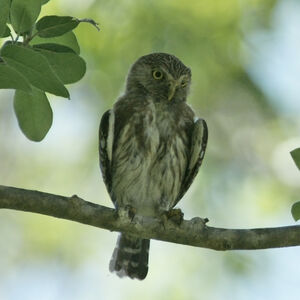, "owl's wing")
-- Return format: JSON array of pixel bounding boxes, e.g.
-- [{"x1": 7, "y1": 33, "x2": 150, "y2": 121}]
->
[
  {"x1": 99, "y1": 109, "x2": 115, "y2": 197},
  {"x1": 174, "y1": 118, "x2": 208, "y2": 206}
]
